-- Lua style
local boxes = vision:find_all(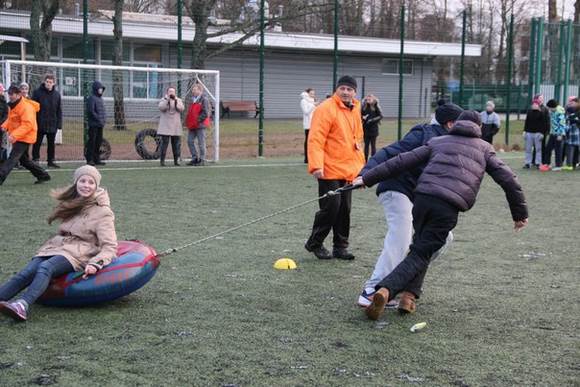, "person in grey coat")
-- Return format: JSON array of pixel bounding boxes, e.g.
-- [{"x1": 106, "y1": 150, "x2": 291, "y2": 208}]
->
[
  {"x1": 480, "y1": 100, "x2": 500, "y2": 144},
  {"x1": 157, "y1": 86, "x2": 184, "y2": 166},
  {"x1": 86, "y1": 81, "x2": 106, "y2": 166},
  {"x1": 354, "y1": 111, "x2": 528, "y2": 321}
]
